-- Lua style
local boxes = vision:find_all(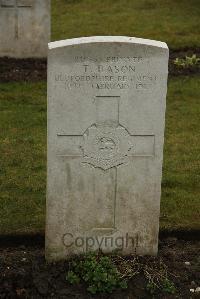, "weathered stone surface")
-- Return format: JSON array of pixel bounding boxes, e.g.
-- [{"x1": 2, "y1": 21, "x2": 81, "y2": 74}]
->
[
  {"x1": 46, "y1": 36, "x2": 169, "y2": 261},
  {"x1": 0, "y1": 0, "x2": 50, "y2": 58}
]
